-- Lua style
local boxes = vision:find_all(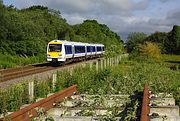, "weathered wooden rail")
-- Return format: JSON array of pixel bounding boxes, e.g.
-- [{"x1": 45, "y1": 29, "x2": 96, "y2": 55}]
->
[{"x1": 0, "y1": 85, "x2": 77, "y2": 121}]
